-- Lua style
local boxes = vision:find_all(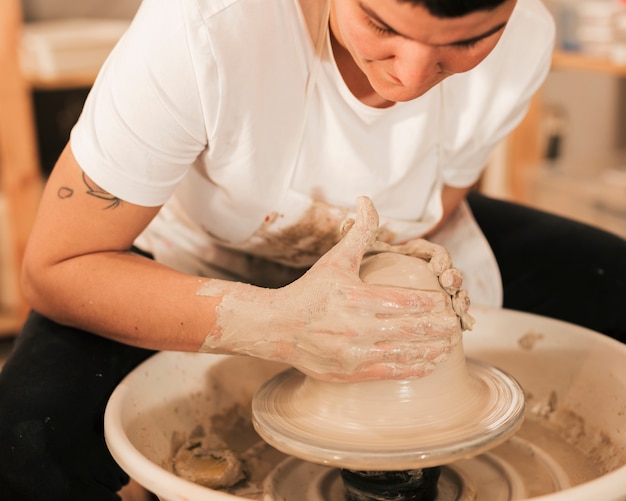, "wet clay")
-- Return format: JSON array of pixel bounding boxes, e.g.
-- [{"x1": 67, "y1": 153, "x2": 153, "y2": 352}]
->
[
  {"x1": 170, "y1": 405, "x2": 288, "y2": 497},
  {"x1": 172, "y1": 436, "x2": 246, "y2": 489},
  {"x1": 251, "y1": 355, "x2": 525, "y2": 470},
  {"x1": 250, "y1": 252, "x2": 523, "y2": 470},
  {"x1": 169, "y1": 393, "x2": 624, "y2": 500},
  {"x1": 235, "y1": 199, "x2": 396, "y2": 268}
]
